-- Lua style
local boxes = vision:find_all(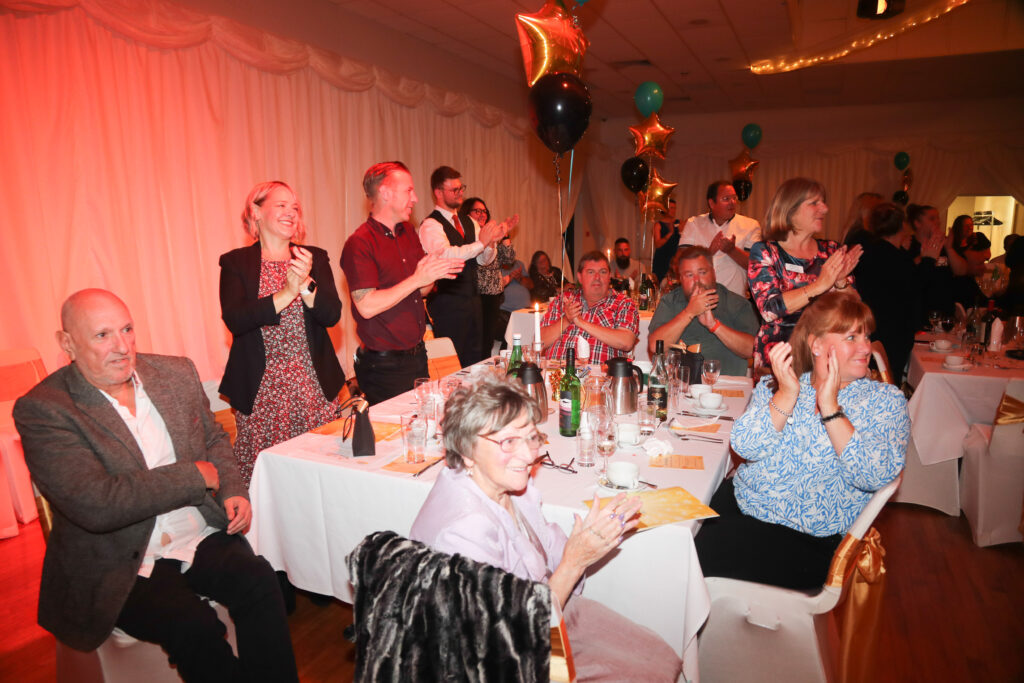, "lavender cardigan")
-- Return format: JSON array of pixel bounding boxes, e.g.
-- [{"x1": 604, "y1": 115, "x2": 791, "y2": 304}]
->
[{"x1": 410, "y1": 467, "x2": 569, "y2": 585}]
